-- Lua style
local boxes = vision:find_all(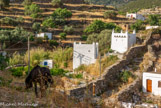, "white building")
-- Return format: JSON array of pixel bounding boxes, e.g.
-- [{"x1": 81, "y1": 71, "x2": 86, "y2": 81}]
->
[
  {"x1": 146, "y1": 26, "x2": 159, "y2": 30},
  {"x1": 36, "y1": 33, "x2": 52, "y2": 40},
  {"x1": 111, "y1": 29, "x2": 136, "y2": 53},
  {"x1": 40, "y1": 60, "x2": 53, "y2": 69},
  {"x1": 143, "y1": 70, "x2": 161, "y2": 96},
  {"x1": 126, "y1": 13, "x2": 145, "y2": 21},
  {"x1": 73, "y1": 42, "x2": 98, "y2": 70}
]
